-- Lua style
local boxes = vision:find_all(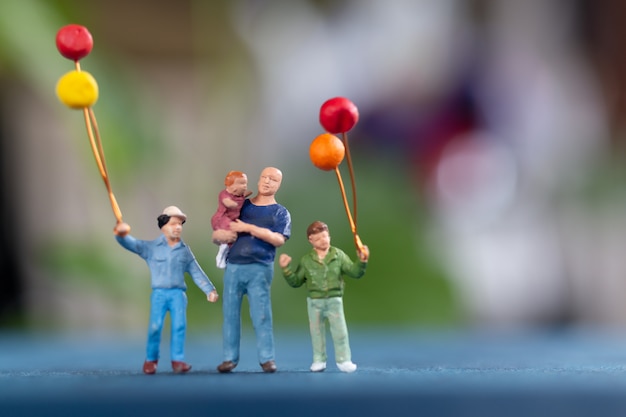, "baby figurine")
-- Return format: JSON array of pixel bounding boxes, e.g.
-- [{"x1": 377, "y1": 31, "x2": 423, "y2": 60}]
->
[{"x1": 211, "y1": 170, "x2": 252, "y2": 268}]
